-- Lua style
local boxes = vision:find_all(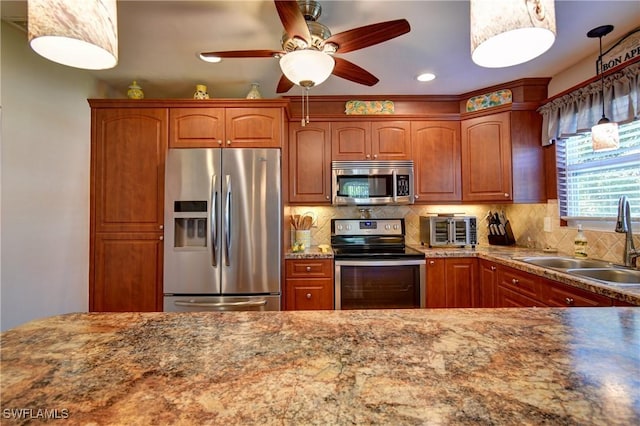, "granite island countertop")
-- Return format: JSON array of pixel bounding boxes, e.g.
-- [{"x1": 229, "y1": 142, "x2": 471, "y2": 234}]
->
[{"x1": 1, "y1": 308, "x2": 639, "y2": 425}]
